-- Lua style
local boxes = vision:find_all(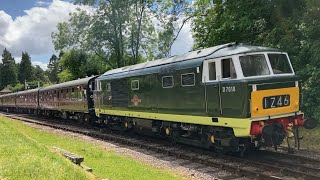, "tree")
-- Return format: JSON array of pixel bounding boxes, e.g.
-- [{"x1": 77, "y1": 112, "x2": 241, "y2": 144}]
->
[
  {"x1": 0, "y1": 49, "x2": 17, "y2": 88},
  {"x1": 193, "y1": 0, "x2": 271, "y2": 48},
  {"x1": 0, "y1": 63, "x2": 2, "y2": 89},
  {"x1": 52, "y1": 0, "x2": 192, "y2": 69},
  {"x1": 295, "y1": 0, "x2": 320, "y2": 119},
  {"x1": 52, "y1": 1, "x2": 143, "y2": 68},
  {"x1": 154, "y1": 0, "x2": 193, "y2": 57},
  {"x1": 47, "y1": 54, "x2": 60, "y2": 83},
  {"x1": 18, "y1": 52, "x2": 33, "y2": 83},
  {"x1": 193, "y1": 0, "x2": 304, "y2": 49},
  {"x1": 57, "y1": 49, "x2": 108, "y2": 82},
  {"x1": 32, "y1": 65, "x2": 49, "y2": 82}
]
